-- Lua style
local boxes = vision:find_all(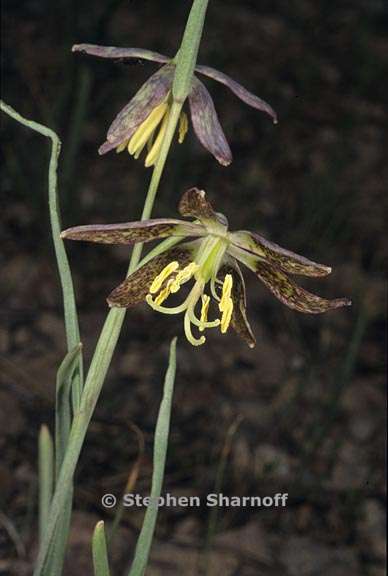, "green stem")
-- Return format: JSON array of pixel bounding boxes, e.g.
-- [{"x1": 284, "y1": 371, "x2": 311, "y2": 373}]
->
[
  {"x1": 173, "y1": 0, "x2": 210, "y2": 101},
  {"x1": 33, "y1": 0, "x2": 211, "y2": 569},
  {"x1": 33, "y1": 101, "x2": 183, "y2": 576},
  {"x1": 0, "y1": 99, "x2": 83, "y2": 407}
]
